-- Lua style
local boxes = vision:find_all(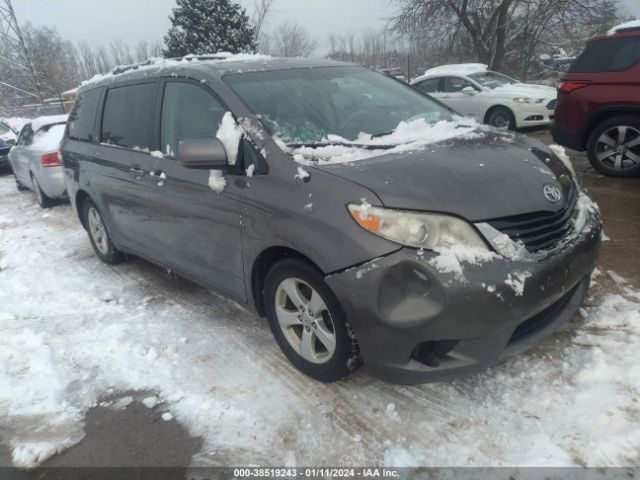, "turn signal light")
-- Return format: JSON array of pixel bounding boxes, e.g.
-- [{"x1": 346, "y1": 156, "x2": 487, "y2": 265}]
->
[{"x1": 41, "y1": 151, "x2": 62, "y2": 167}]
